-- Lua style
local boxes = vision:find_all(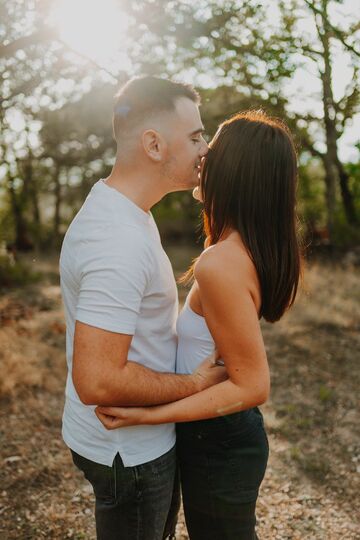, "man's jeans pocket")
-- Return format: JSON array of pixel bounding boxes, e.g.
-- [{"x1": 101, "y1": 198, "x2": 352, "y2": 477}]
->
[{"x1": 71, "y1": 450, "x2": 116, "y2": 504}]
